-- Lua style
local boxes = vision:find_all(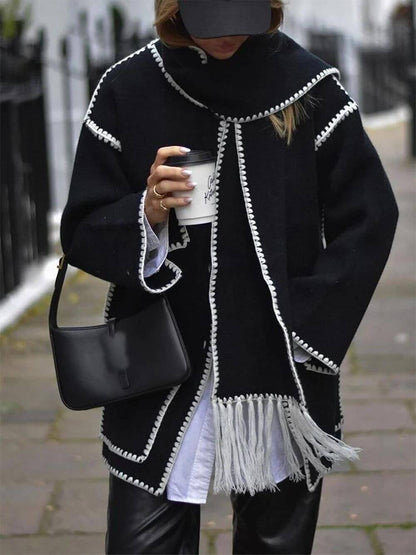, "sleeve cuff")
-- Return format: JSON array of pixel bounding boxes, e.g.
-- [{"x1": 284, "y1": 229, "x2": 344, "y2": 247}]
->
[
  {"x1": 138, "y1": 190, "x2": 181, "y2": 293},
  {"x1": 143, "y1": 214, "x2": 169, "y2": 278},
  {"x1": 144, "y1": 213, "x2": 162, "y2": 251}
]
